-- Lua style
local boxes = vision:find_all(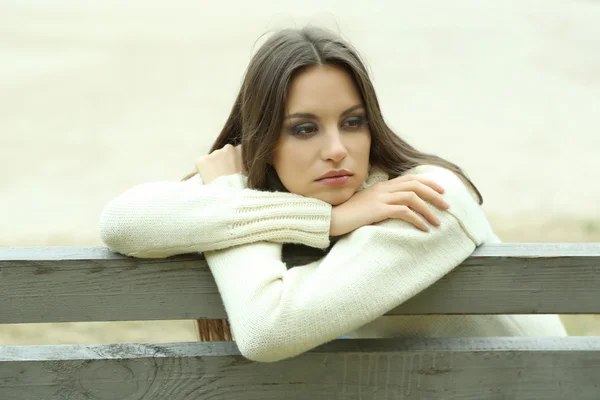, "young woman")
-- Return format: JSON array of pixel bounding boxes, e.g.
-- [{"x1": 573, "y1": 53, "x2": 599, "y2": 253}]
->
[{"x1": 100, "y1": 26, "x2": 566, "y2": 362}]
